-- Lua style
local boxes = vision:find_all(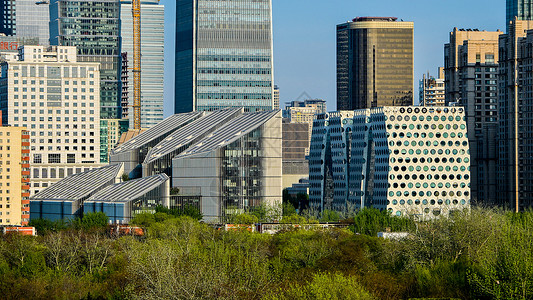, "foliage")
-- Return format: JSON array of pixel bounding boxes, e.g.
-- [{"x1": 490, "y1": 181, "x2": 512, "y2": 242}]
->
[
  {"x1": 121, "y1": 173, "x2": 130, "y2": 182},
  {"x1": 28, "y1": 218, "x2": 69, "y2": 235},
  {"x1": 353, "y1": 207, "x2": 416, "y2": 236},
  {"x1": 3, "y1": 208, "x2": 533, "y2": 299},
  {"x1": 265, "y1": 273, "x2": 375, "y2": 300},
  {"x1": 72, "y1": 212, "x2": 109, "y2": 231}
]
